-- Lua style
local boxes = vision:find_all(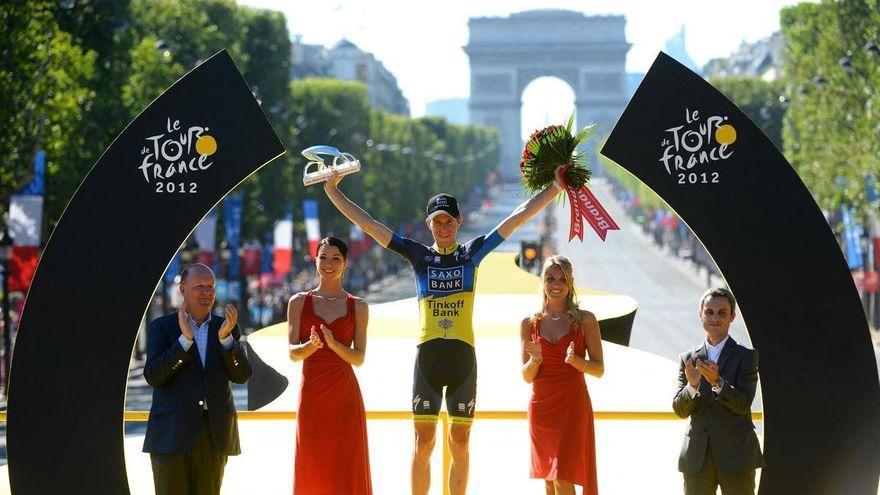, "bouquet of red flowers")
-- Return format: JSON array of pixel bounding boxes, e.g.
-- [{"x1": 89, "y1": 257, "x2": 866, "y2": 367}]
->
[
  {"x1": 519, "y1": 115, "x2": 597, "y2": 194},
  {"x1": 519, "y1": 116, "x2": 619, "y2": 242}
]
